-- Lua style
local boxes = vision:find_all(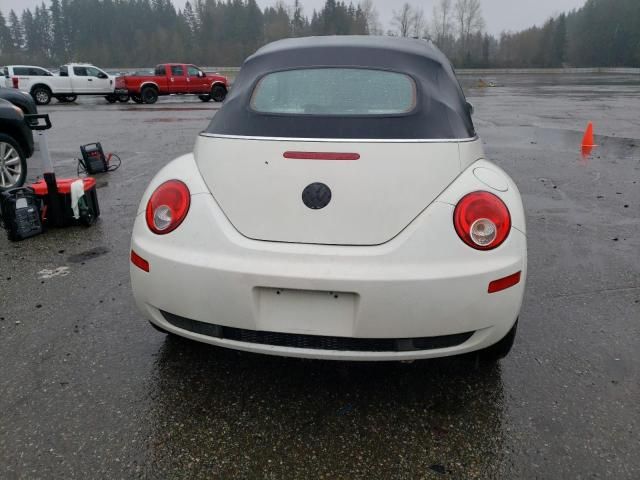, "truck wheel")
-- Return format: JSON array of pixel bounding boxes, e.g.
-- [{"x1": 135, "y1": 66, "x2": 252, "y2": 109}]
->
[
  {"x1": 131, "y1": 95, "x2": 143, "y2": 104},
  {"x1": 118, "y1": 94, "x2": 130, "y2": 103},
  {"x1": 31, "y1": 86, "x2": 52, "y2": 105},
  {"x1": 141, "y1": 87, "x2": 158, "y2": 104},
  {"x1": 211, "y1": 85, "x2": 227, "y2": 102},
  {"x1": 199, "y1": 95, "x2": 211, "y2": 102},
  {"x1": 0, "y1": 134, "x2": 27, "y2": 191},
  {"x1": 105, "y1": 95, "x2": 118, "y2": 104}
]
